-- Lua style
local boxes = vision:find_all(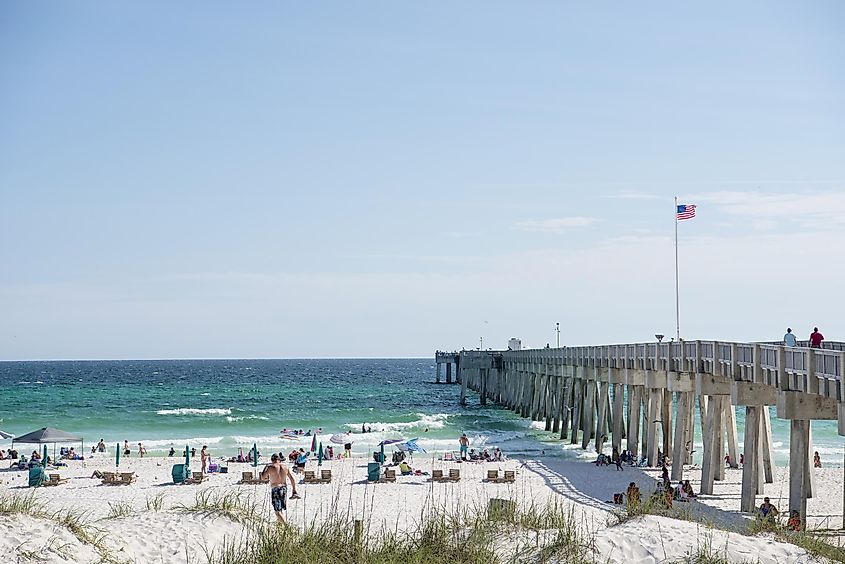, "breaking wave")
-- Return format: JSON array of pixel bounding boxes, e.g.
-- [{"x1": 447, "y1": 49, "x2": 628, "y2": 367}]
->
[{"x1": 156, "y1": 408, "x2": 232, "y2": 416}]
